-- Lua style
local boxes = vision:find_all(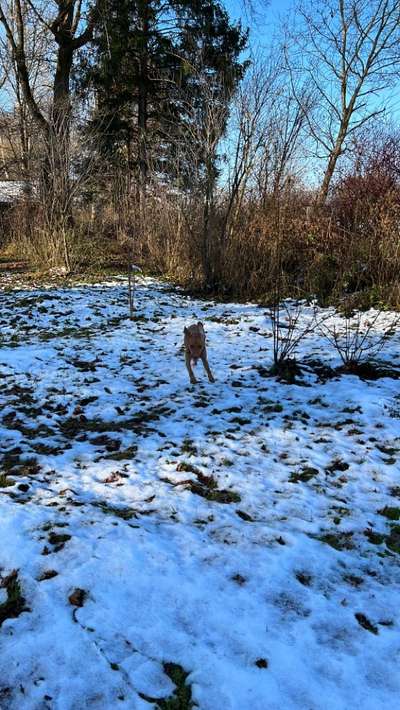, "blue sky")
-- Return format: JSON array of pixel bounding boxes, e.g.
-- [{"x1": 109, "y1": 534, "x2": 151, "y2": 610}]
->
[
  {"x1": 225, "y1": 0, "x2": 294, "y2": 50},
  {"x1": 225, "y1": 0, "x2": 400, "y2": 121}
]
